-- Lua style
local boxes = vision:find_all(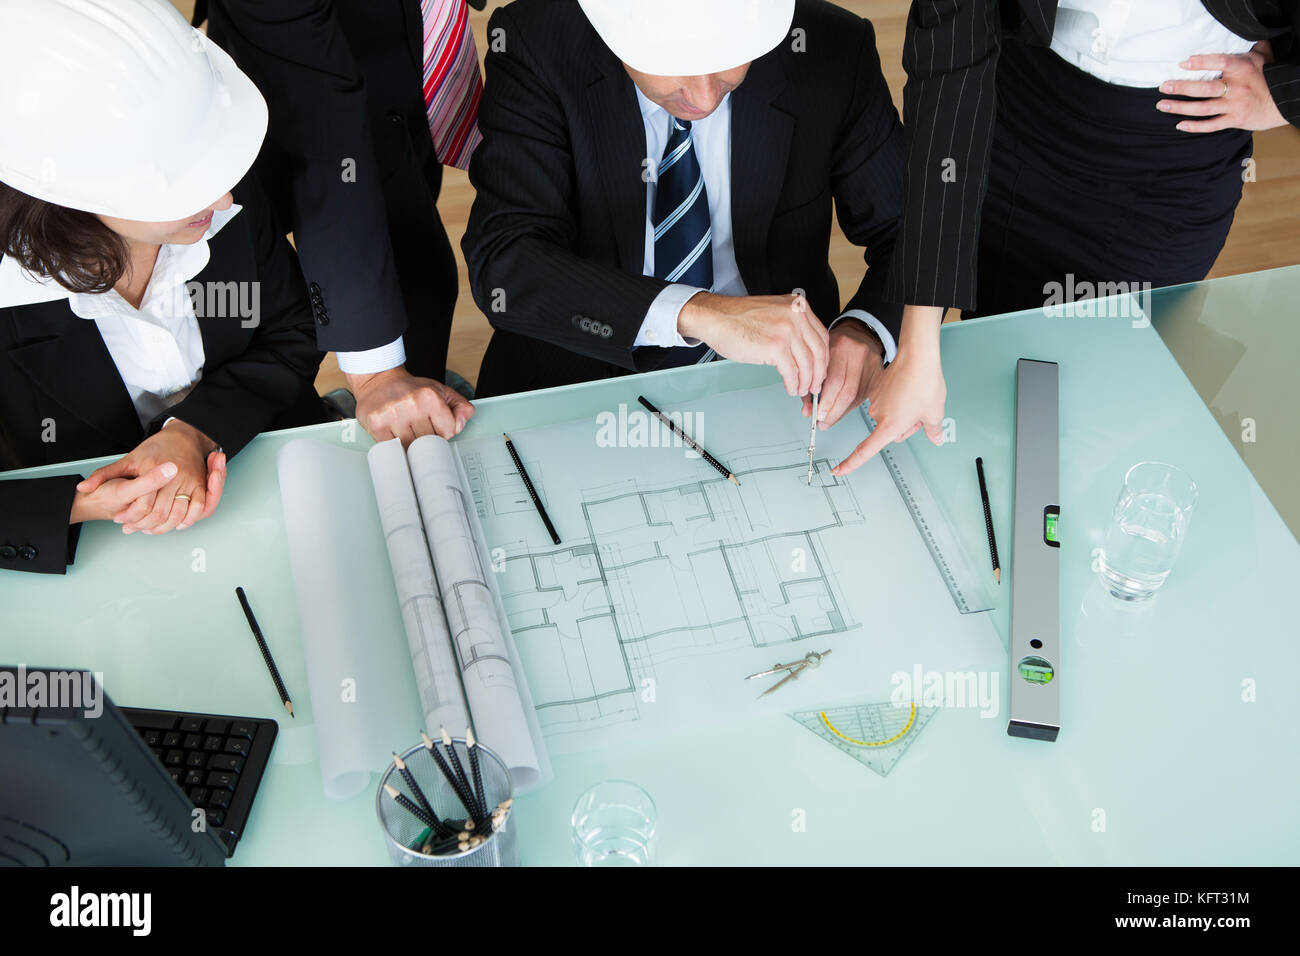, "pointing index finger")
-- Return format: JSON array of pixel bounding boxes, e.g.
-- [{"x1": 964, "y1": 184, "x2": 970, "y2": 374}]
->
[{"x1": 832, "y1": 425, "x2": 891, "y2": 477}]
